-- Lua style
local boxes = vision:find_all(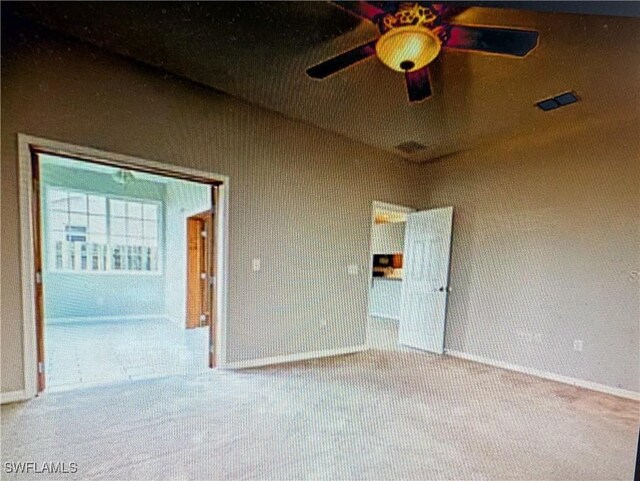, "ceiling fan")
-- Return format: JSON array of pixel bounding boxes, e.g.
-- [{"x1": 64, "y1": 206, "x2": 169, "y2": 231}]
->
[{"x1": 306, "y1": 1, "x2": 539, "y2": 102}]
